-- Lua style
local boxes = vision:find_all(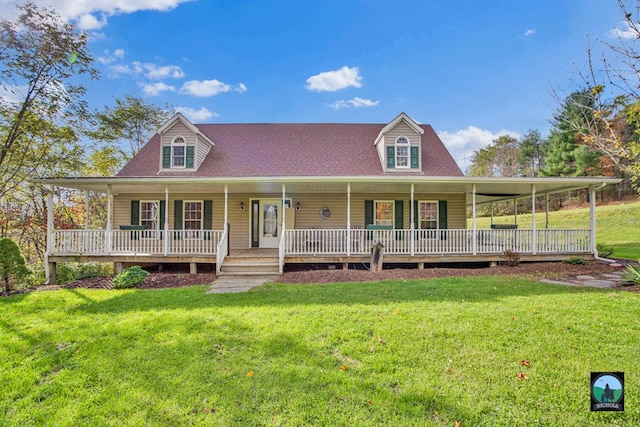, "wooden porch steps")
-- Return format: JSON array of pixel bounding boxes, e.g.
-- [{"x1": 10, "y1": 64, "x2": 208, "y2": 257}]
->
[{"x1": 219, "y1": 253, "x2": 280, "y2": 276}]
